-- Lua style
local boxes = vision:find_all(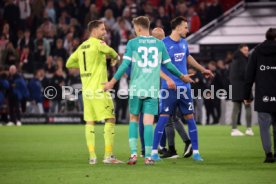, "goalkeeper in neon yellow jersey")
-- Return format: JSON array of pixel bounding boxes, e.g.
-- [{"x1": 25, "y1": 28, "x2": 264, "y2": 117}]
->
[
  {"x1": 103, "y1": 16, "x2": 195, "y2": 165},
  {"x1": 66, "y1": 20, "x2": 123, "y2": 165}
]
